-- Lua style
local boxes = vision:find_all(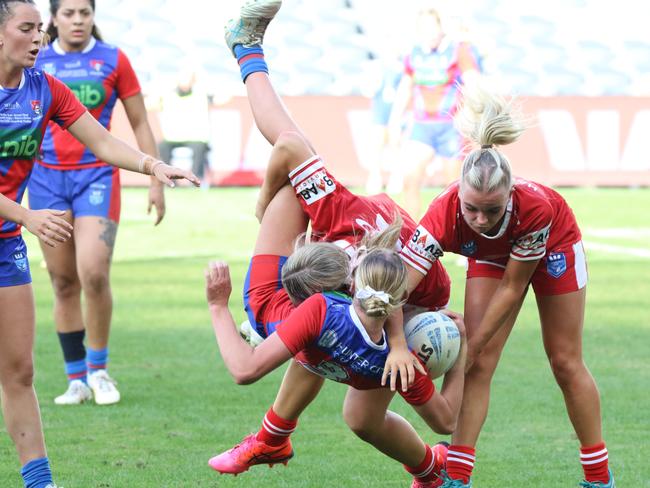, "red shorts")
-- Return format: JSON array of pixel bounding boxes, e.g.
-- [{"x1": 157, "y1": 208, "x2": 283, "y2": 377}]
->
[
  {"x1": 243, "y1": 255, "x2": 295, "y2": 338},
  {"x1": 289, "y1": 156, "x2": 450, "y2": 309},
  {"x1": 467, "y1": 240, "x2": 588, "y2": 296}
]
